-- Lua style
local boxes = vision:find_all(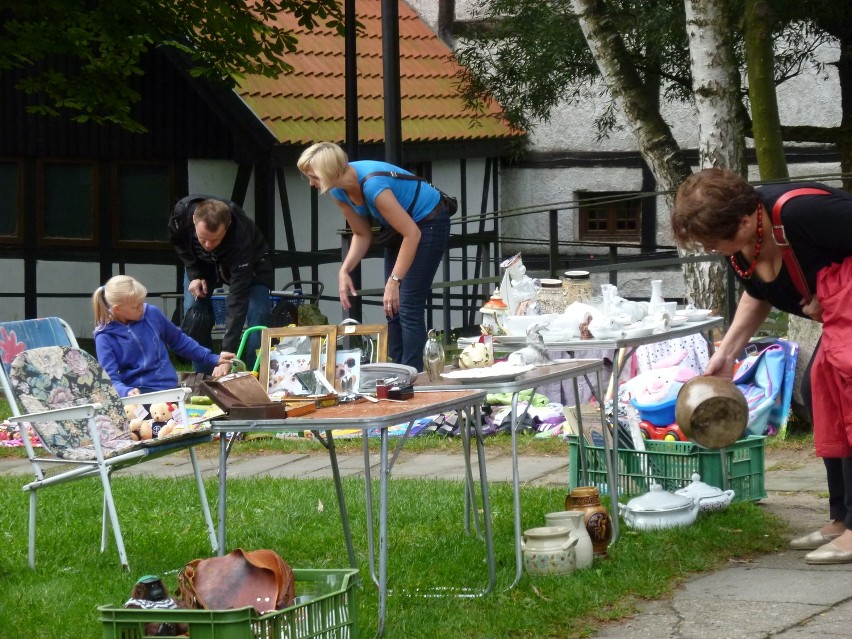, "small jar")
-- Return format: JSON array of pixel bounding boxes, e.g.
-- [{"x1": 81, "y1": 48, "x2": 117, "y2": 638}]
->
[
  {"x1": 375, "y1": 379, "x2": 388, "y2": 399},
  {"x1": 535, "y1": 278, "x2": 565, "y2": 314},
  {"x1": 563, "y1": 270, "x2": 593, "y2": 305}
]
